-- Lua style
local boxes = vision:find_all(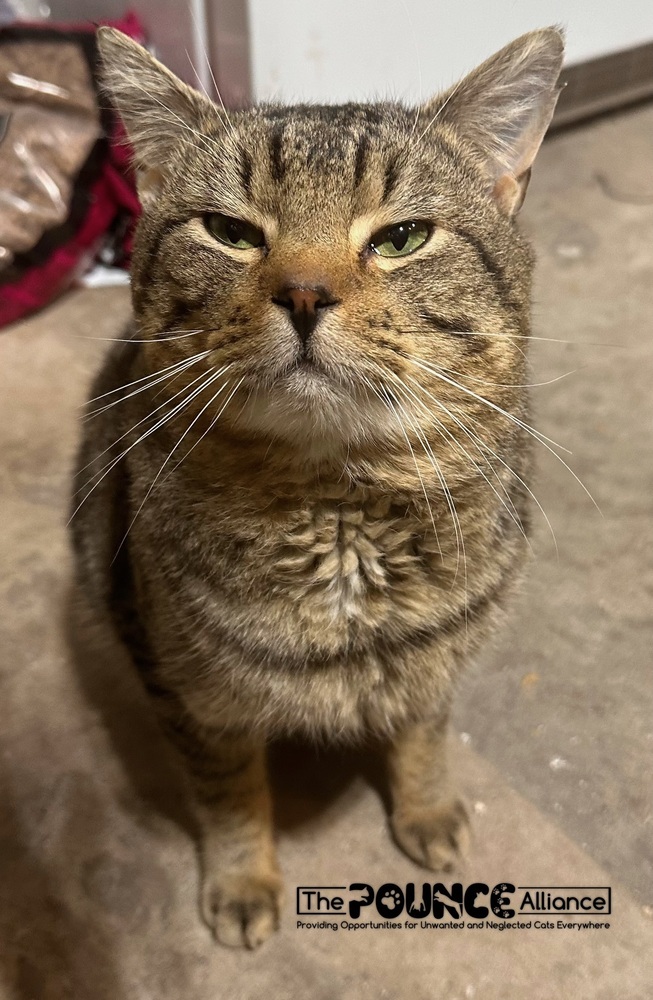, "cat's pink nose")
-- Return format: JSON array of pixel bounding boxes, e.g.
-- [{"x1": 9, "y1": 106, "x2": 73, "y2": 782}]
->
[
  {"x1": 272, "y1": 284, "x2": 338, "y2": 345},
  {"x1": 283, "y1": 287, "x2": 322, "y2": 314}
]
